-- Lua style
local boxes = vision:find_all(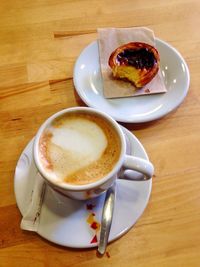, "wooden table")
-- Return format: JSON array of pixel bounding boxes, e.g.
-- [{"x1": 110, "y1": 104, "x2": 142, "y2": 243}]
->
[{"x1": 1, "y1": 0, "x2": 200, "y2": 266}]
